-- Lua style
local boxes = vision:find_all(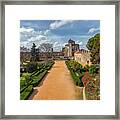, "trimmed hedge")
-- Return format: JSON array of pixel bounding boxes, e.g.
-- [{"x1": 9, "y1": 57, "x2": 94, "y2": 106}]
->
[
  {"x1": 20, "y1": 61, "x2": 55, "y2": 99},
  {"x1": 20, "y1": 79, "x2": 32, "y2": 93},
  {"x1": 65, "y1": 60, "x2": 84, "y2": 87},
  {"x1": 31, "y1": 70, "x2": 47, "y2": 87},
  {"x1": 20, "y1": 85, "x2": 33, "y2": 100}
]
